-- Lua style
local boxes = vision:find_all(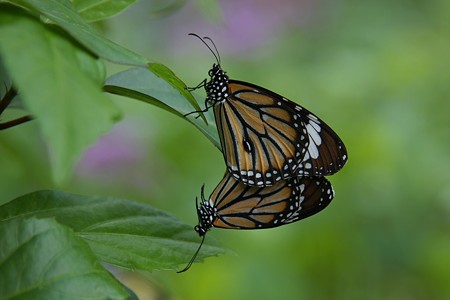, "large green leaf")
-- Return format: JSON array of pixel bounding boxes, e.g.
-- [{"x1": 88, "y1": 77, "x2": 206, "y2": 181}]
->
[
  {"x1": 104, "y1": 66, "x2": 221, "y2": 149},
  {"x1": 0, "y1": 8, "x2": 120, "y2": 183},
  {"x1": 73, "y1": 0, "x2": 138, "y2": 23},
  {"x1": 0, "y1": 218, "x2": 130, "y2": 300},
  {"x1": 0, "y1": 190, "x2": 226, "y2": 271},
  {"x1": 11, "y1": 0, "x2": 147, "y2": 65}
]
